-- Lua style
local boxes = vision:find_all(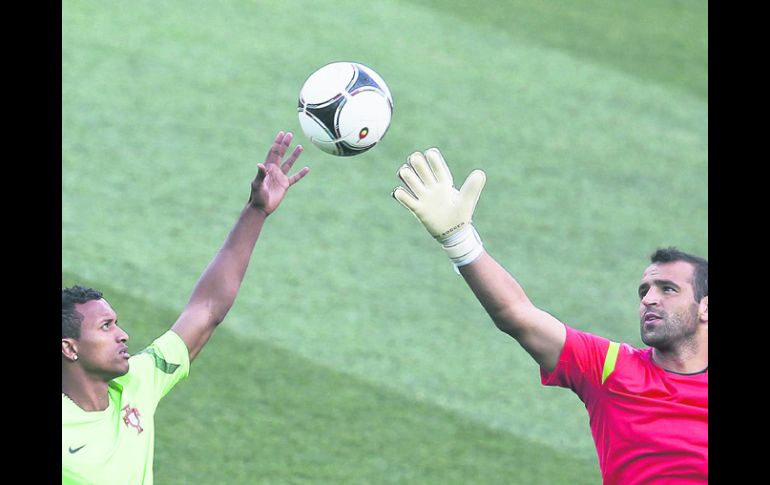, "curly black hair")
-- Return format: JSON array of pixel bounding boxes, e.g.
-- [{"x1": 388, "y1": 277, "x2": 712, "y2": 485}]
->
[{"x1": 62, "y1": 285, "x2": 103, "y2": 339}]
